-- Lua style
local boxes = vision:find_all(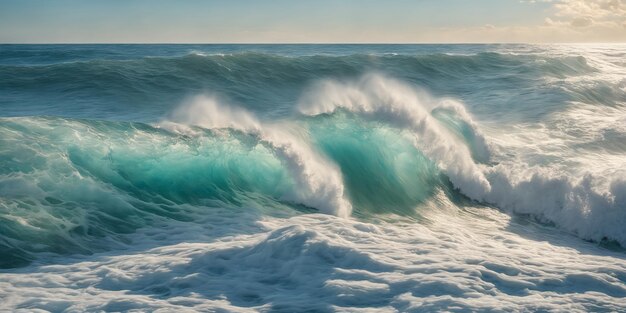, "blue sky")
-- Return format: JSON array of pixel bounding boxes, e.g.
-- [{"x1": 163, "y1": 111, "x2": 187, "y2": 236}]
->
[{"x1": 1, "y1": 0, "x2": 625, "y2": 43}]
